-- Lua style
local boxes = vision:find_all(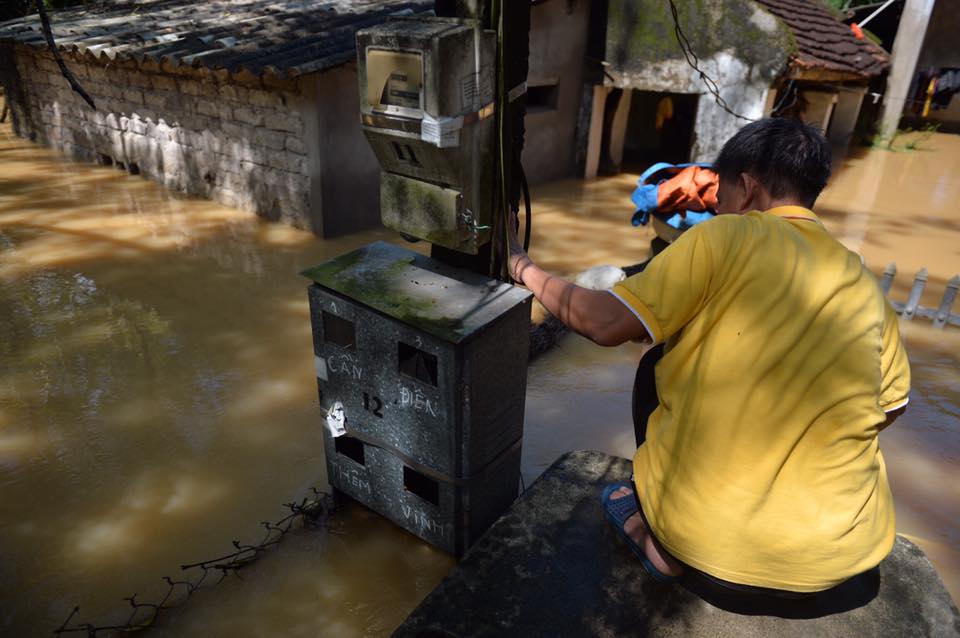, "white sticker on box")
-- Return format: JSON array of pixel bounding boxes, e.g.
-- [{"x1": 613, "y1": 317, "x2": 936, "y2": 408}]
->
[
  {"x1": 421, "y1": 113, "x2": 462, "y2": 148},
  {"x1": 325, "y1": 401, "x2": 346, "y2": 438},
  {"x1": 315, "y1": 355, "x2": 328, "y2": 381}
]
